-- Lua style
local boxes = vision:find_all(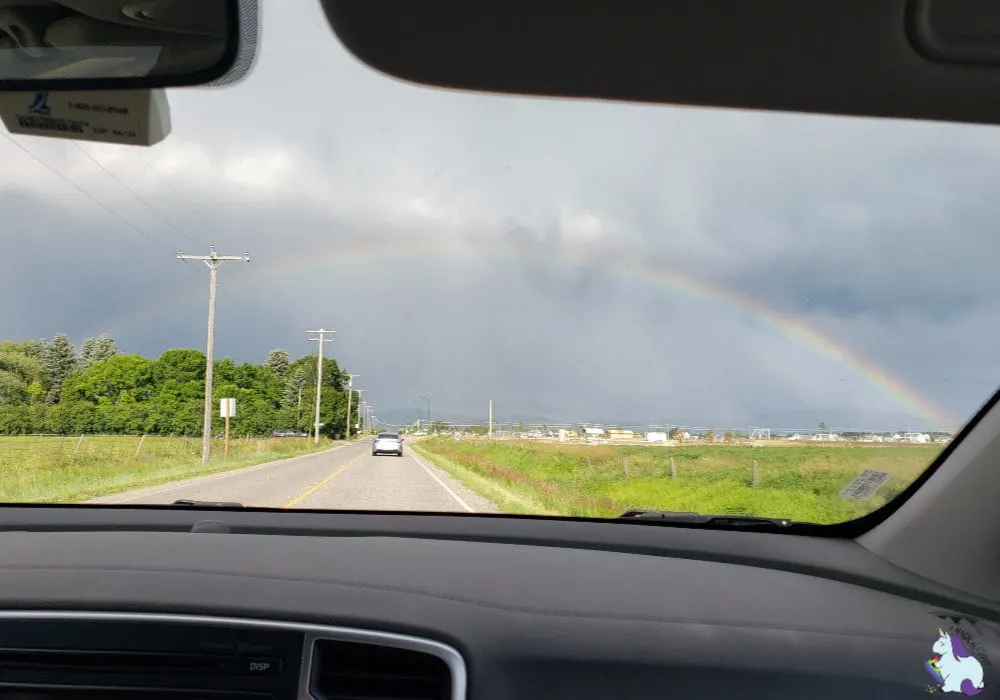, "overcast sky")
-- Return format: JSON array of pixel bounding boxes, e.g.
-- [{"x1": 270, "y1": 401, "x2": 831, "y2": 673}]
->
[{"x1": 1, "y1": 0, "x2": 999, "y2": 432}]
